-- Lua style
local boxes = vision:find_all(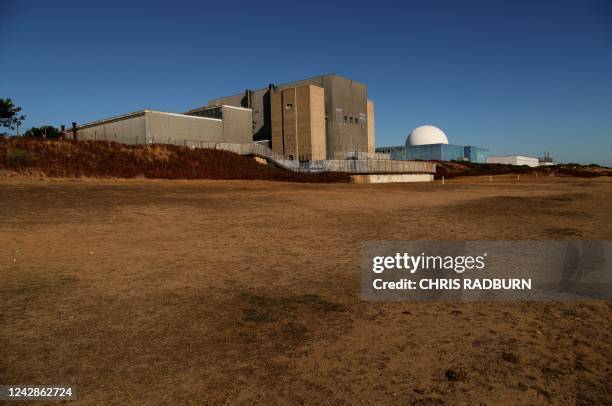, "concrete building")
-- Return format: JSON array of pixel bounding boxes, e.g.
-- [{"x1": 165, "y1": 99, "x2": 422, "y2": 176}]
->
[
  {"x1": 270, "y1": 84, "x2": 326, "y2": 160},
  {"x1": 200, "y1": 74, "x2": 375, "y2": 159},
  {"x1": 486, "y1": 155, "x2": 540, "y2": 167},
  {"x1": 377, "y1": 125, "x2": 489, "y2": 163},
  {"x1": 62, "y1": 77, "x2": 437, "y2": 182},
  {"x1": 71, "y1": 106, "x2": 252, "y2": 145}
]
